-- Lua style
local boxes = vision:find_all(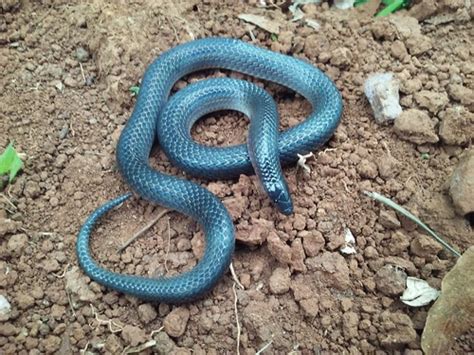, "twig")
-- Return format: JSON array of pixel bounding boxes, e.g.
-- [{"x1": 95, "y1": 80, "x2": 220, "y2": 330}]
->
[
  {"x1": 233, "y1": 283, "x2": 241, "y2": 355},
  {"x1": 66, "y1": 289, "x2": 76, "y2": 317},
  {"x1": 0, "y1": 193, "x2": 16, "y2": 211},
  {"x1": 118, "y1": 209, "x2": 170, "y2": 253},
  {"x1": 230, "y1": 263, "x2": 244, "y2": 290},
  {"x1": 90, "y1": 304, "x2": 123, "y2": 333},
  {"x1": 79, "y1": 341, "x2": 89, "y2": 355},
  {"x1": 149, "y1": 326, "x2": 164, "y2": 338},
  {"x1": 79, "y1": 63, "x2": 86, "y2": 85},
  {"x1": 363, "y1": 191, "x2": 461, "y2": 258},
  {"x1": 52, "y1": 263, "x2": 70, "y2": 278},
  {"x1": 256, "y1": 339, "x2": 273, "y2": 354}
]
